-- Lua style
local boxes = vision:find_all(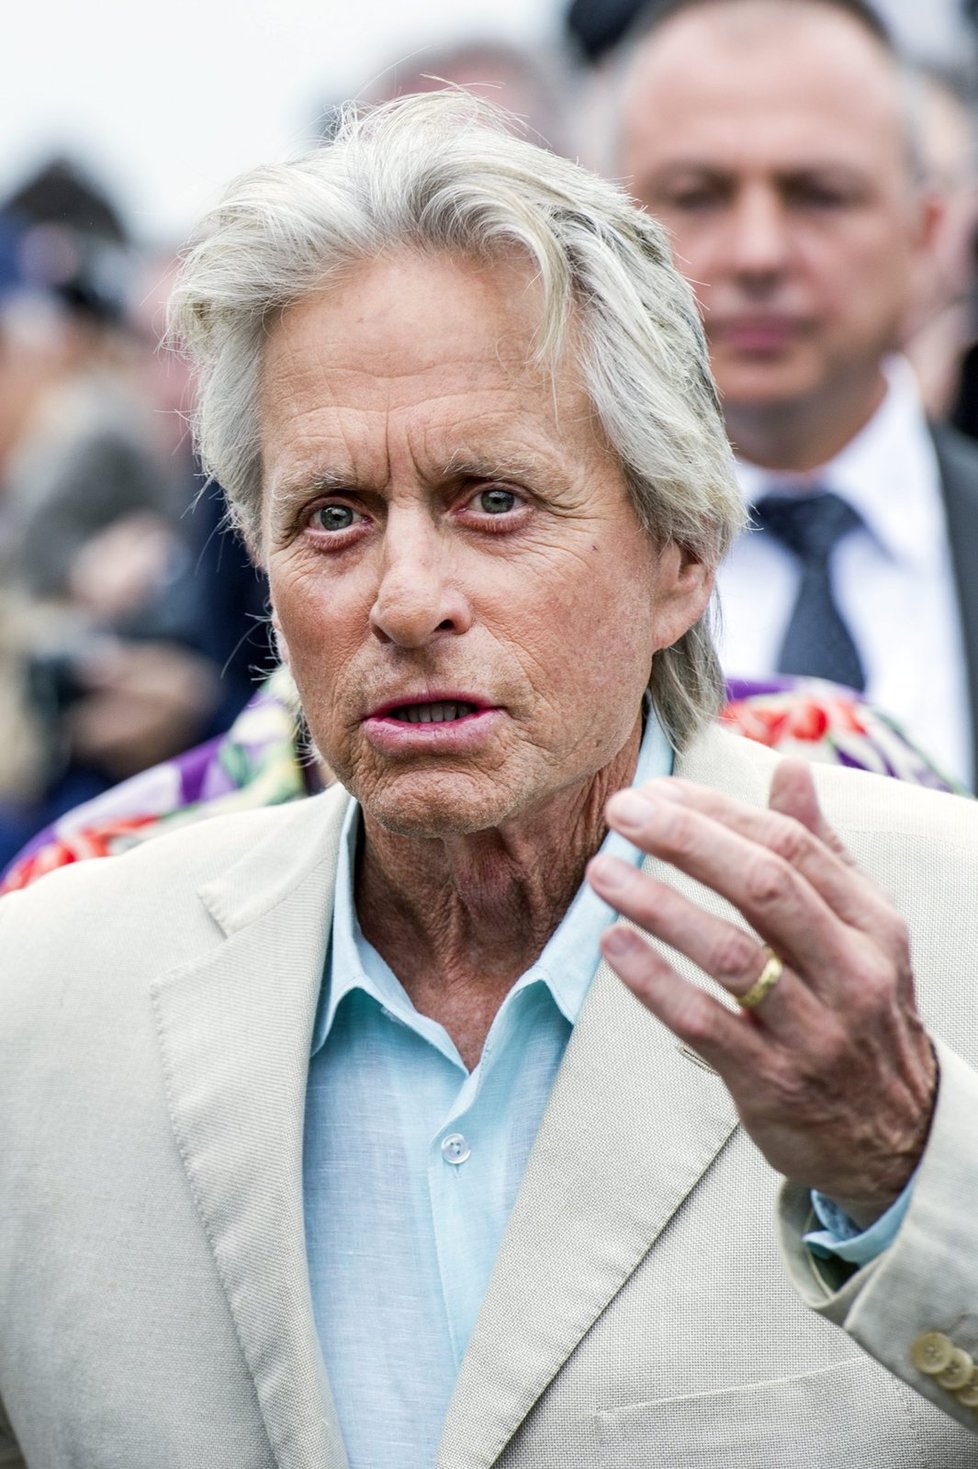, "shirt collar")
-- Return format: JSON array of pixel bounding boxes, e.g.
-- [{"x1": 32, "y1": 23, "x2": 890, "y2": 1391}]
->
[
  {"x1": 310, "y1": 708, "x2": 673, "y2": 1055},
  {"x1": 736, "y1": 356, "x2": 945, "y2": 573}
]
